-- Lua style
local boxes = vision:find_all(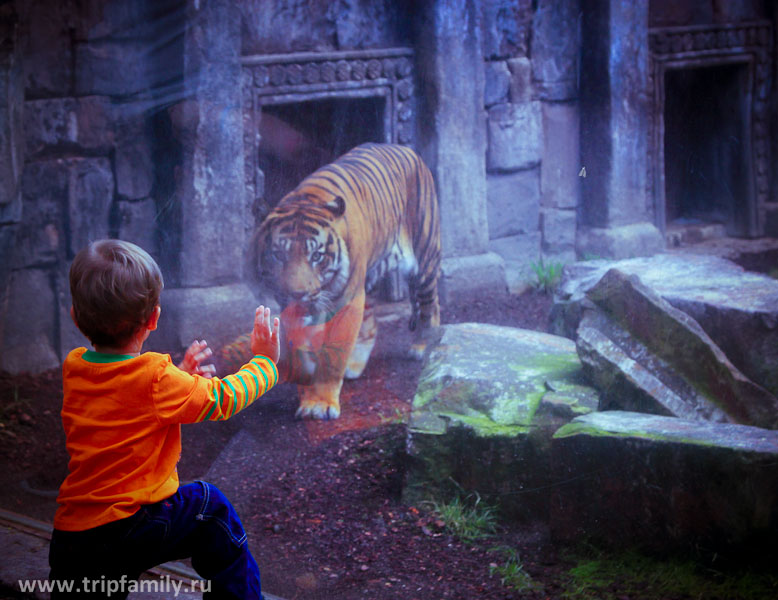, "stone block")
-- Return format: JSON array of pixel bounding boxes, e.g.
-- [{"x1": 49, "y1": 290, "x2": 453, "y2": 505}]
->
[
  {"x1": 16, "y1": 159, "x2": 70, "y2": 268},
  {"x1": 541, "y1": 207, "x2": 576, "y2": 253},
  {"x1": 24, "y1": 96, "x2": 115, "y2": 158},
  {"x1": 551, "y1": 253, "x2": 778, "y2": 402},
  {"x1": 541, "y1": 101, "x2": 579, "y2": 209},
  {"x1": 486, "y1": 168, "x2": 540, "y2": 239},
  {"x1": 16, "y1": 0, "x2": 74, "y2": 96},
  {"x1": 530, "y1": 0, "x2": 579, "y2": 101},
  {"x1": 115, "y1": 115, "x2": 153, "y2": 200},
  {"x1": 484, "y1": 61, "x2": 510, "y2": 107},
  {"x1": 487, "y1": 102, "x2": 541, "y2": 172},
  {"x1": 67, "y1": 158, "x2": 114, "y2": 256},
  {"x1": 404, "y1": 323, "x2": 599, "y2": 520},
  {"x1": 0, "y1": 268, "x2": 60, "y2": 374},
  {"x1": 576, "y1": 223, "x2": 665, "y2": 260},
  {"x1": 117, "y1": 198, "x2": 157, "y2": 254},
  {"x1": 507, "y1": 57, "x2": 533, "y2": 104},
  {"x1": 580, "y1": 268, "x2": 778, "y2": 427},
  {"x1": 489, "y1": 233, "x2": 541, "y2": 294},
  {"x1": 552, "y1": 411, "x2": 778, "y2": 555},
  {"x1": 439, "y1": 252, "x2": 507, "y2": 303},
  {"x1": 481, "y1": 0, "x2": 532, "y2": 59},
  {"x1": 74, "y1": 40, "x2": 149, "y2": 97}
]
